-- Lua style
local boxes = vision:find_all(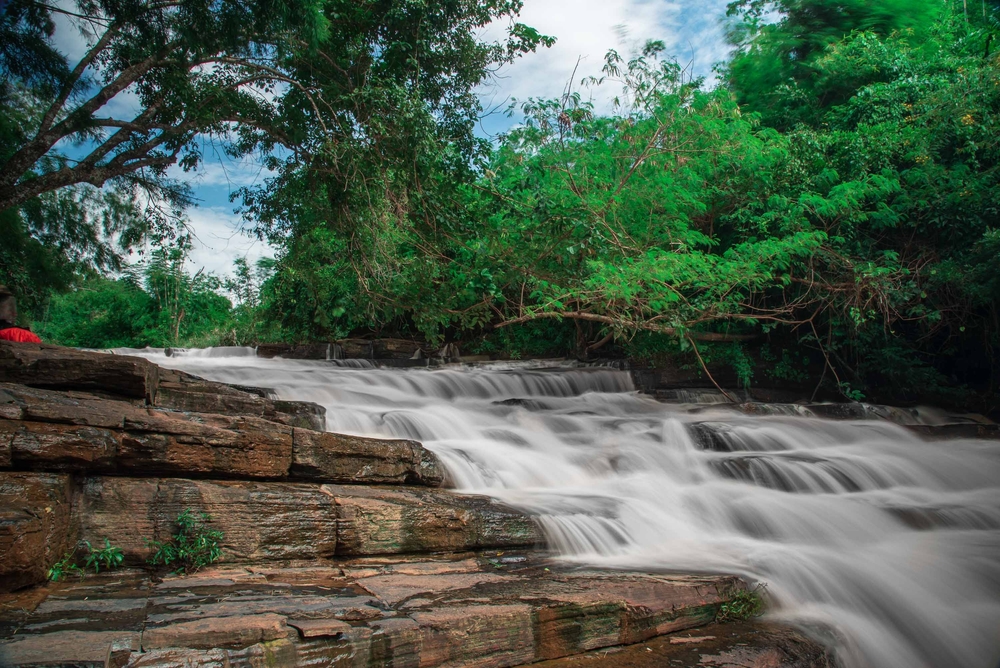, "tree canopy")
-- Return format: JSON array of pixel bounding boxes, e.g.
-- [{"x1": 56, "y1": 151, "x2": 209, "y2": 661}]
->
[{"x1": 7, "y1": 0, "x2": 1000, "y2": 409}]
